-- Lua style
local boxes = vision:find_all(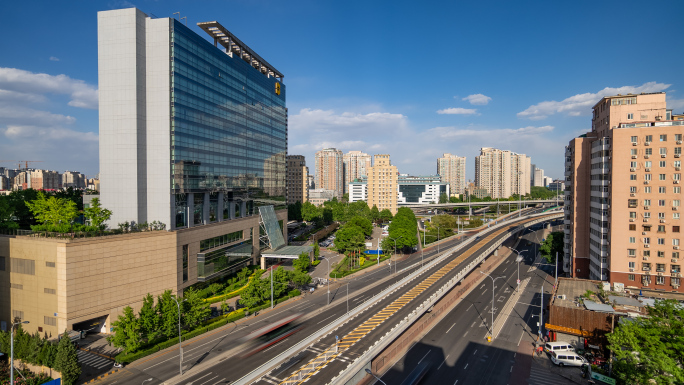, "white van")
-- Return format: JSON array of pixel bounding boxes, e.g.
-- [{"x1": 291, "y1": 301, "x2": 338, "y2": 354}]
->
[
  {"x1": 550, "y1": 351, "x2": 587, "y2": 367},
  {"x1": 544, "y1": 341, "x2": 574, "y2": 354}
]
